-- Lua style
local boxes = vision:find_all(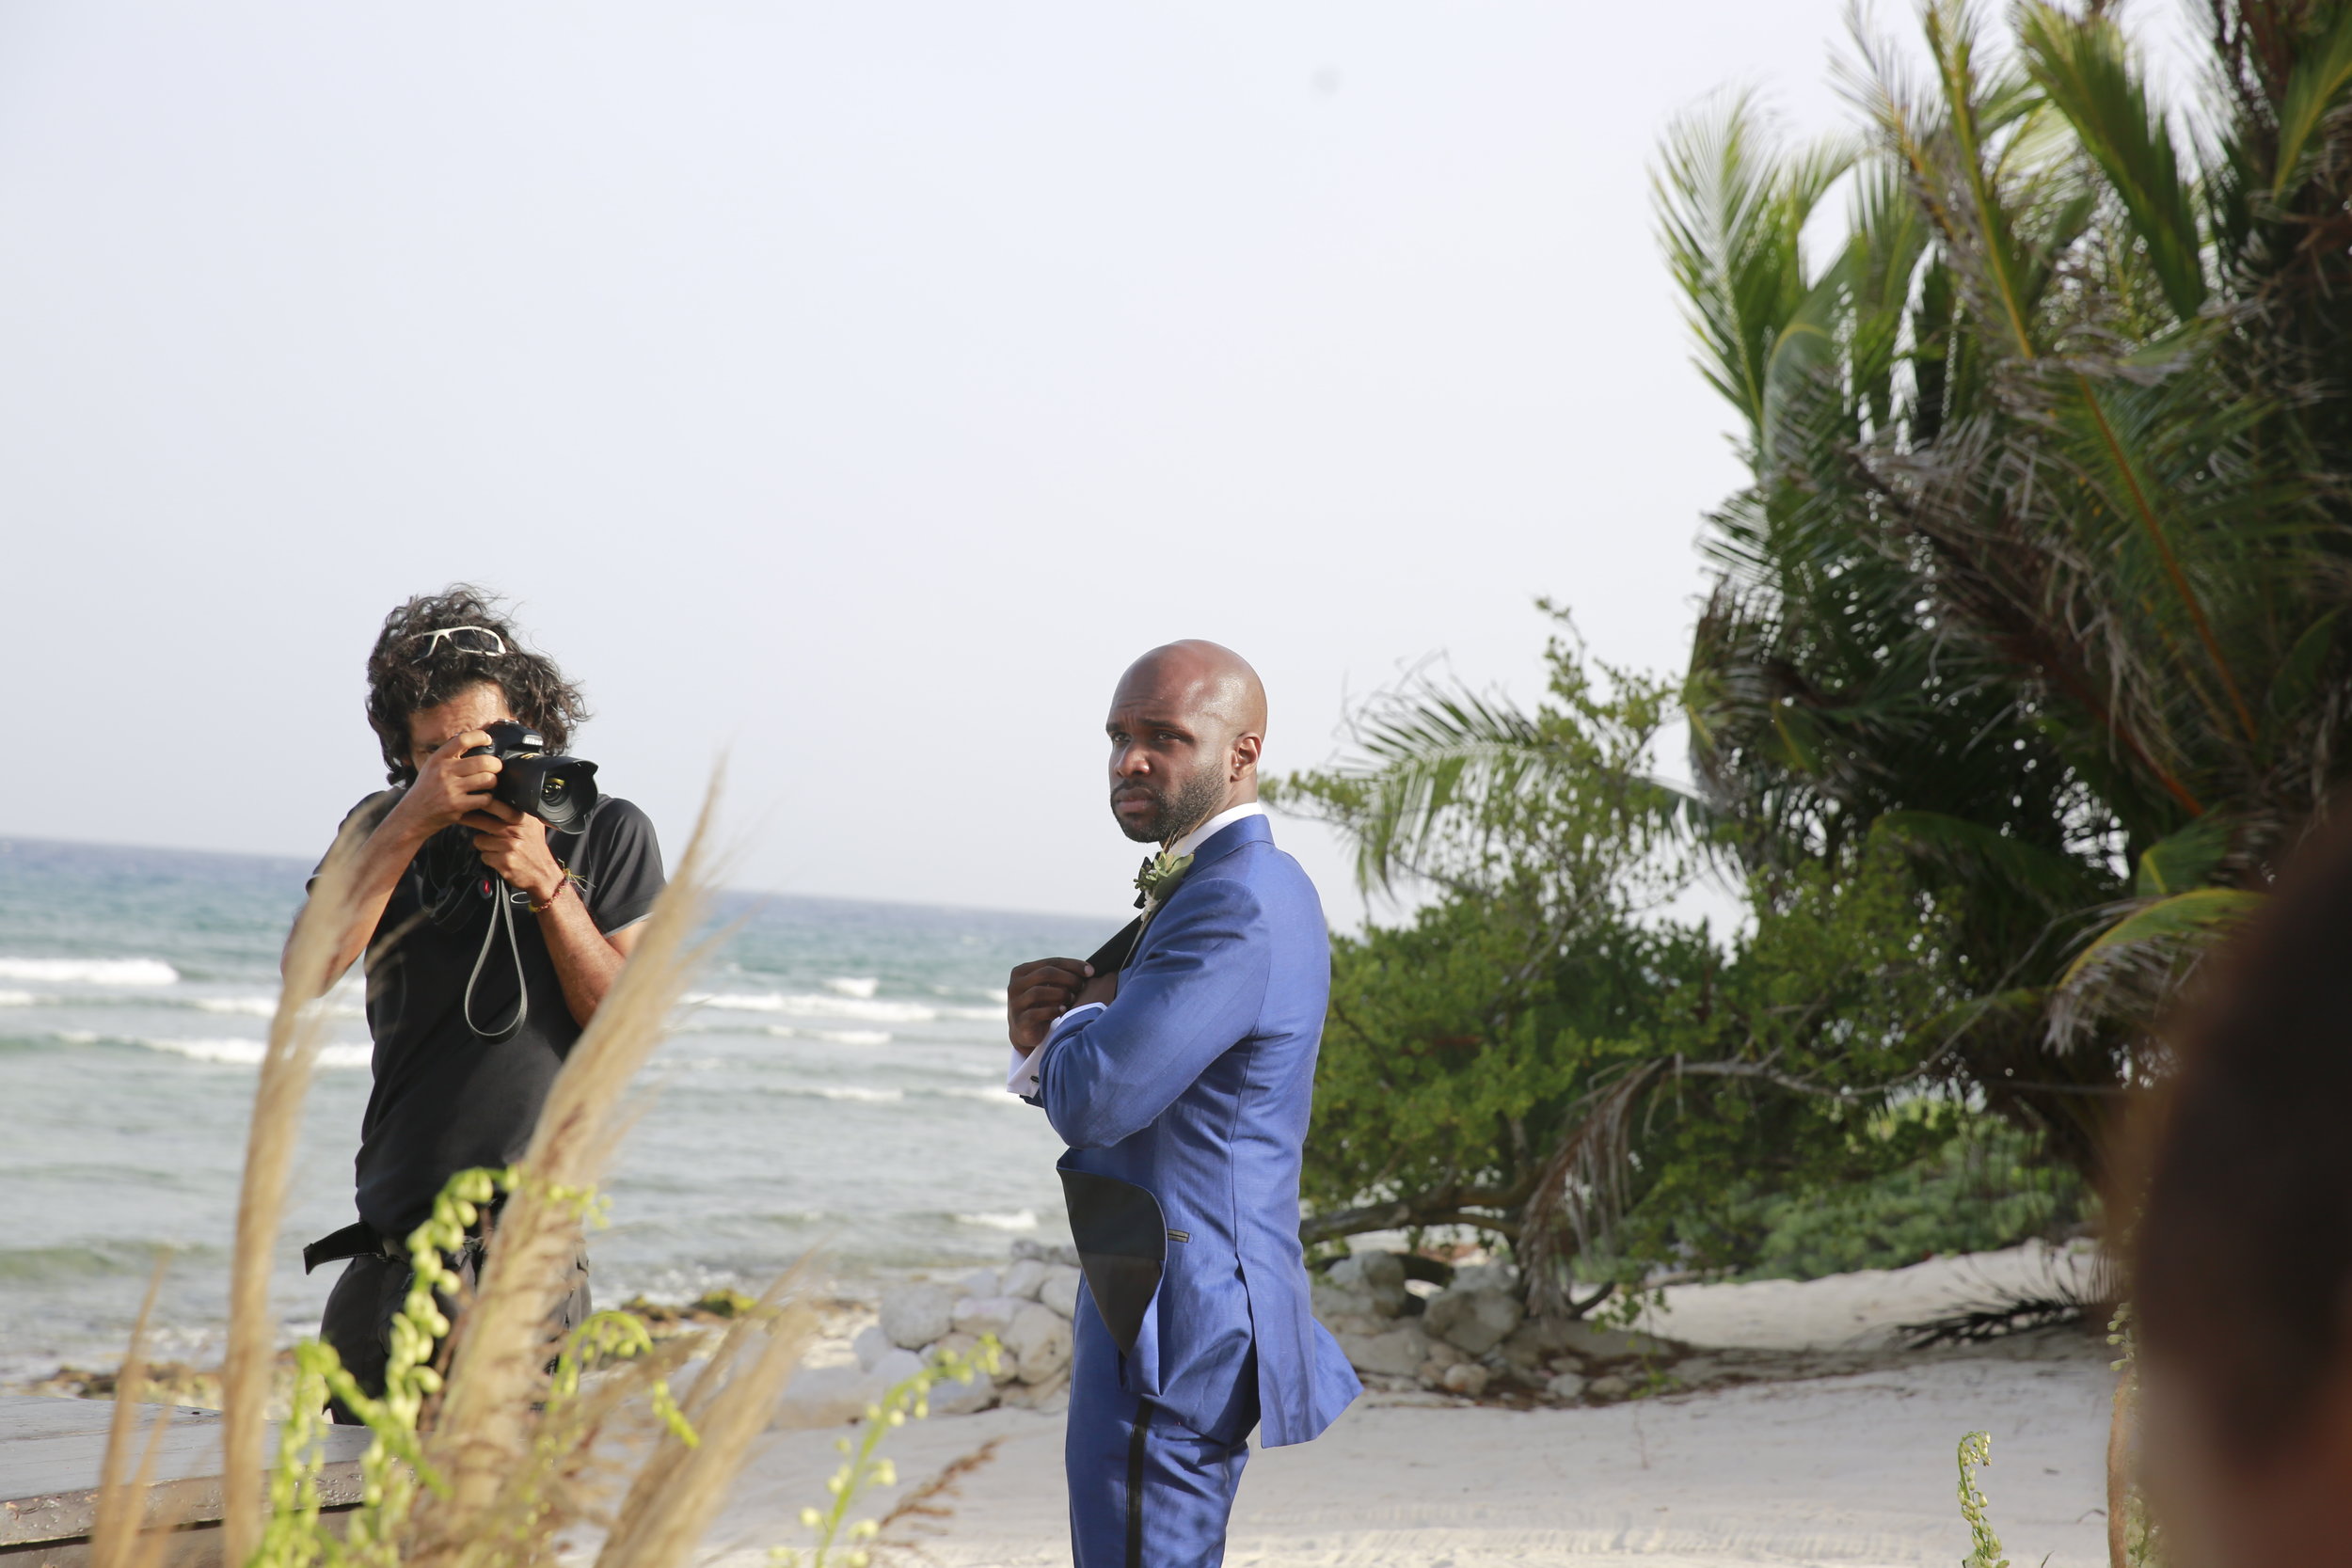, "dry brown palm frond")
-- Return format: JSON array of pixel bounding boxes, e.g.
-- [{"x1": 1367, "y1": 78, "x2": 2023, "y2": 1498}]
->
[
  {"x1": 412, "y1": 777, "x2": 729, "y2": 1567},
  {"x1": 1519, "y1": 1061, "x2": 1668, "y2": 1319},
  {"x1": 872, "y1": 1438, "x2": 1005, "y2": 1562},
  {"x1": 221, "y1": 818, "x2": 371, "y2": 1568}
]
